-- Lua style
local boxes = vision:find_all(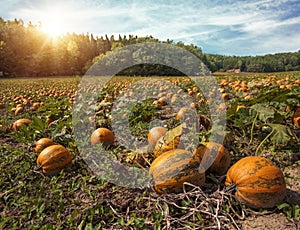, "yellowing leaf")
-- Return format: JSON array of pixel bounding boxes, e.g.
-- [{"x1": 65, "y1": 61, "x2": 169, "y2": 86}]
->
[{"x1": 163, "y1": 122, "x2": 186, "y2": 144}]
